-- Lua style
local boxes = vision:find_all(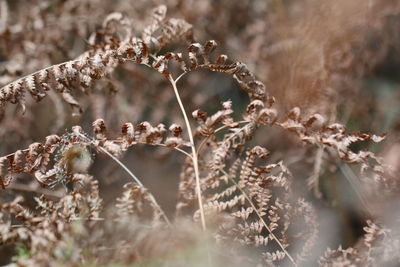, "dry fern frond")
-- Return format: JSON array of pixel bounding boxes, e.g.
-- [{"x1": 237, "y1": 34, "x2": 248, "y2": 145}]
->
[
  {"x1": 276, "y1": 107, "x2": 393, "y2": 192},
  {"x1": 0, "y1": 5, "x2": 192, "y2": 114},
  {"x1": 0, "y1": 135, "x2": 61, "y2": 188},
  {"x1": 116, "y1": 182, "x2": 163, "y2": 222},
  {"x1": 1, "y1": 3, "x2": 400, "y2": 266},
  {"x1": 0, "y1": 175, "x2": 102, "y2": 265},
  {"x1": 185, "y1": 144, "x2": 315, "y2": 265},
  {"x1": 318, "y1": 220, "x2": 395, "y2": 266},
  {"x1": 0, "y1": 118, "x2": 190, "y2": 189}
]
